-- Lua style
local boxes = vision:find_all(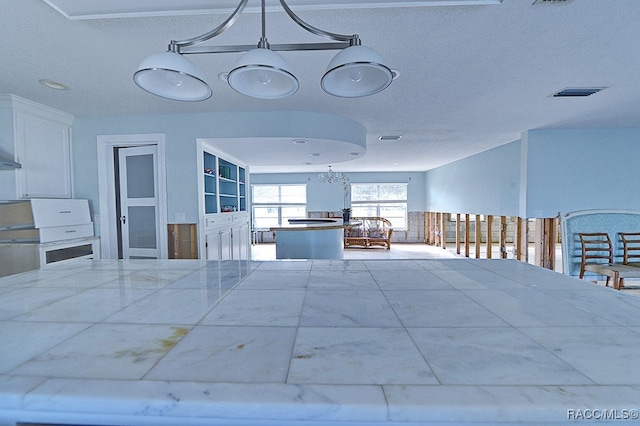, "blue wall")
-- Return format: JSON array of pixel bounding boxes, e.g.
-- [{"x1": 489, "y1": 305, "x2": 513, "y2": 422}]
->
[
  {"x1": 73, "y1": 113, "x2": 208, "y2": 224},
  {"x1": 424, "y1": 128, "x2": 640, "y2": 218},
  {"x1": 72, "y1": 110, "x2": 367, "y2": 225},
  {"x1": 72, "y1": 107, "x2": 640, "y2": 228},
  {"x1": 523, "y1": 129, "x2": 640, "y2": 217},
  {"x1": 425, "y1": 141, "x2": 522, "y2": 216}
]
